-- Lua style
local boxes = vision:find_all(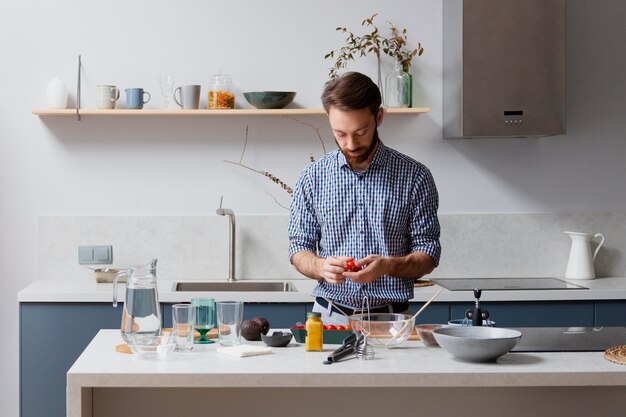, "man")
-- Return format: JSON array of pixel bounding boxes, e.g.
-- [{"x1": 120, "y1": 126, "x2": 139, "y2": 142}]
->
[{"x1": 288, "y1": 72, "x2": 441, "y2": 325}]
